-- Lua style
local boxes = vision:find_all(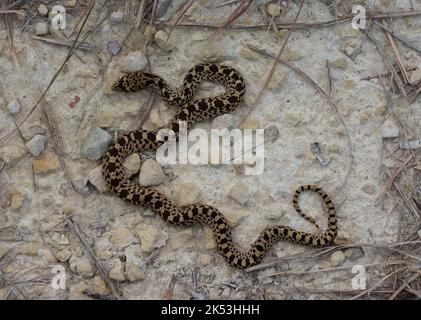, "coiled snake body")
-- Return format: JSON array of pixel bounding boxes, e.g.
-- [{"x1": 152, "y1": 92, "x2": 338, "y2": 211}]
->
[{"x1": 102, "y1": 63, "x2": 337, "y2": 269}]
